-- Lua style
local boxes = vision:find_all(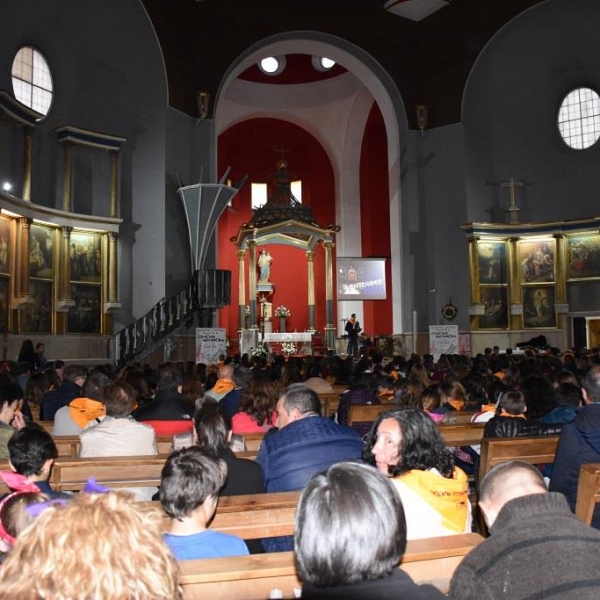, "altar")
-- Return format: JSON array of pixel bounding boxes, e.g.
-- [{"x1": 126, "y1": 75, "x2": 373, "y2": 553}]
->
[{"x1": 261, "y1": 332, "x2": 313, "y2": 354}]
